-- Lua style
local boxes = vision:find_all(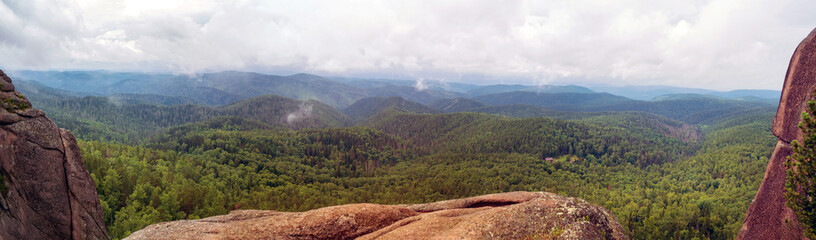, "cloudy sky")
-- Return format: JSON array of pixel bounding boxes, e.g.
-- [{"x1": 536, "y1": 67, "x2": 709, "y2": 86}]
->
[{"x1": 1, "y1": 0, "x2": 815, "y2": 90}]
